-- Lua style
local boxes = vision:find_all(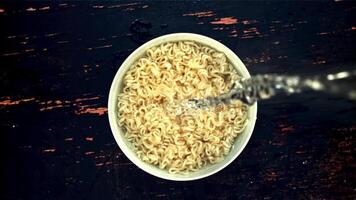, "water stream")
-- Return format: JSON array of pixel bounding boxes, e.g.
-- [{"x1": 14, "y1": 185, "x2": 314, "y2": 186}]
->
[{"x1": 186, "y1": 69, "x2": 356, "y2": 109}]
